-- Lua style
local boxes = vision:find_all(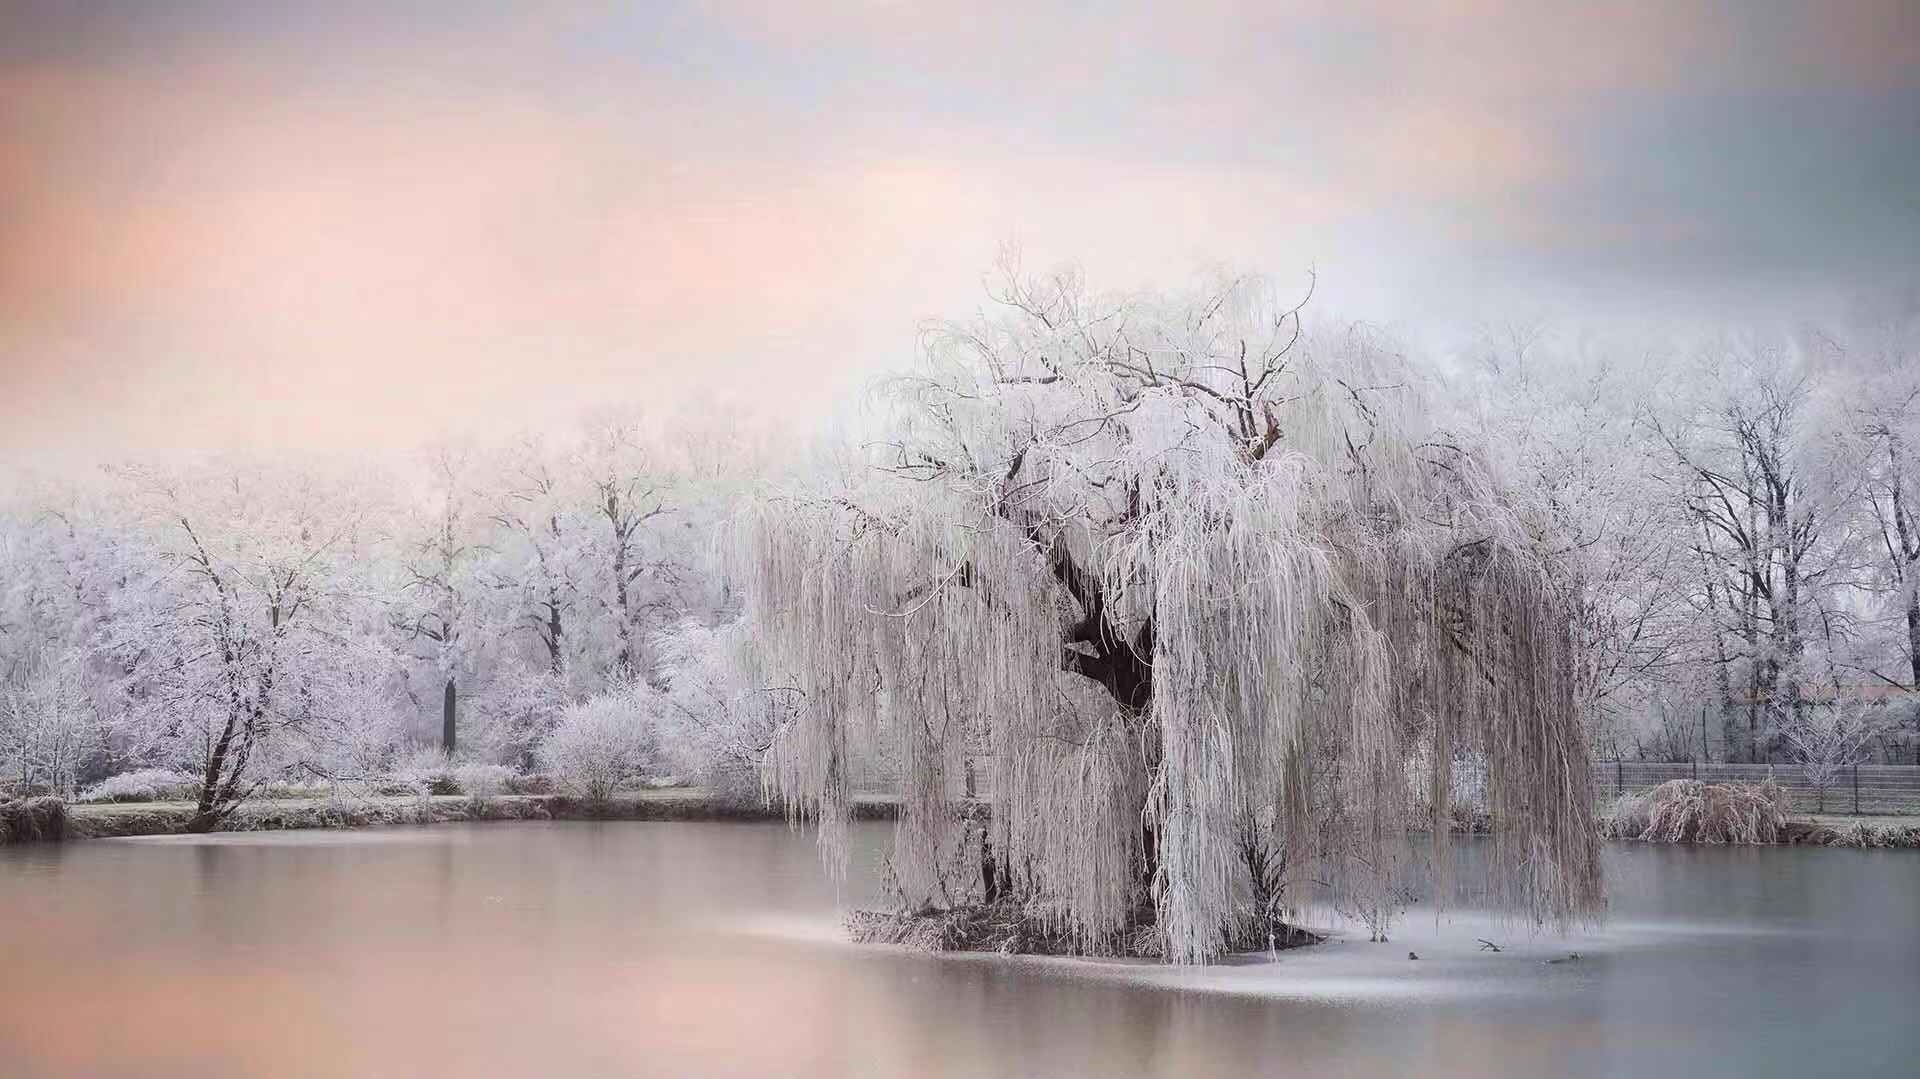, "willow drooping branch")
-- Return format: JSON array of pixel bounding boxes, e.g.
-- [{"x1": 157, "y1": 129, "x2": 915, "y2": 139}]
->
[{"x1": 733, "y1": 265, "x2": 1603, "y2": 964}]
